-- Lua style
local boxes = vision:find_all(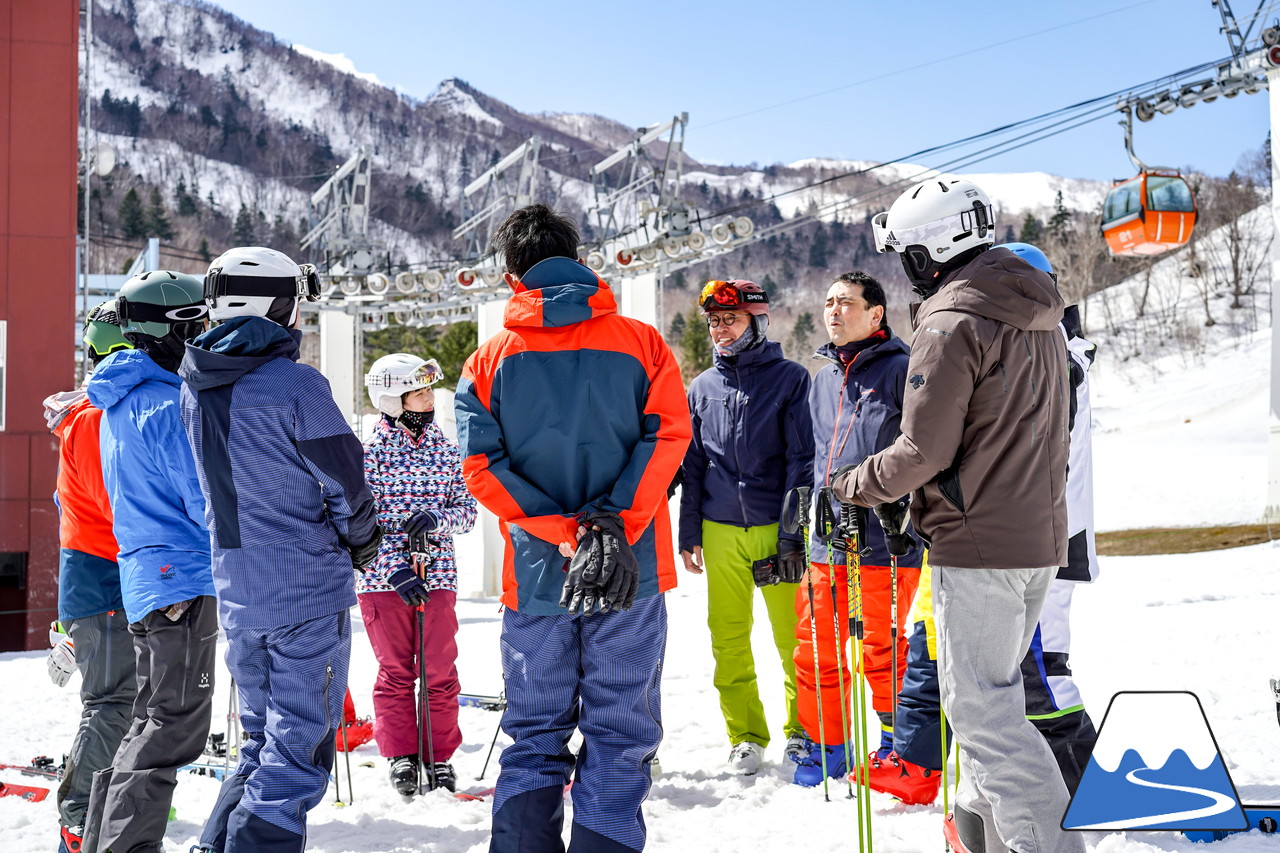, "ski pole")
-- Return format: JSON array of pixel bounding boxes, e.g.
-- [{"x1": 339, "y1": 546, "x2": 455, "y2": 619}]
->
[
  {"x1": 225, "y1": 677, "x2": 237, "y2": 780},
  {"x1": 408, "y1": 539, "x2": 439, "y2": 794},
  {"x1": 841, "y1": 502, "x2": 873, "y2": 853},
  {"x1": 784, "y1": 486, "x2": 828, "y2": 801},
  {"x1": 330, "y1": 666, "x2": 345, "y2": 806},
  {"x1": 814, "y1": 489, "x2": 854, "y2": 800},
  {"x1": 873, "y1": 498, "x2": 916, "y2": 756},
  {"x1": 477, "y1": 692, "x2": 506, "y2": 781},
  {"x1": 416, "y1": 604, "x2": 437, "y2": 794},
  {"x1": 338, "y1": 709, "x2": 354, "y2": 805}
]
